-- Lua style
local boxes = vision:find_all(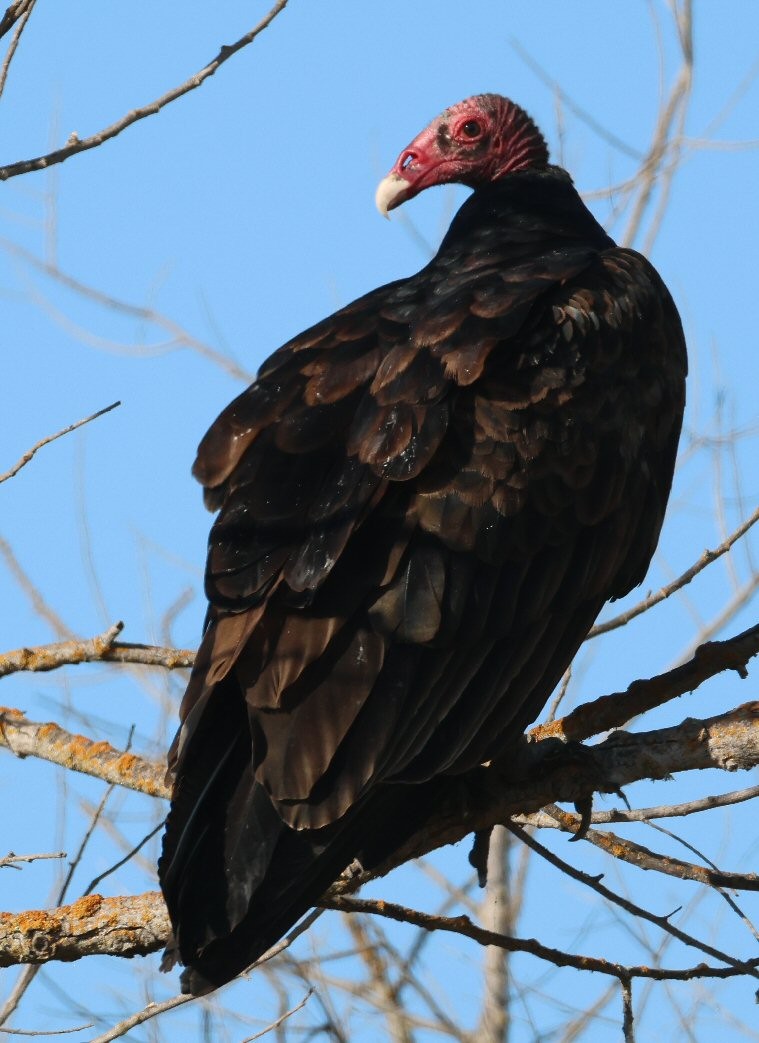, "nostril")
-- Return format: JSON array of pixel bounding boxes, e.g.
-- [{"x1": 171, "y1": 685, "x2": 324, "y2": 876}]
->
[{"x1": 400, "y1": 151, "x2": 415, "y2": 171}]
